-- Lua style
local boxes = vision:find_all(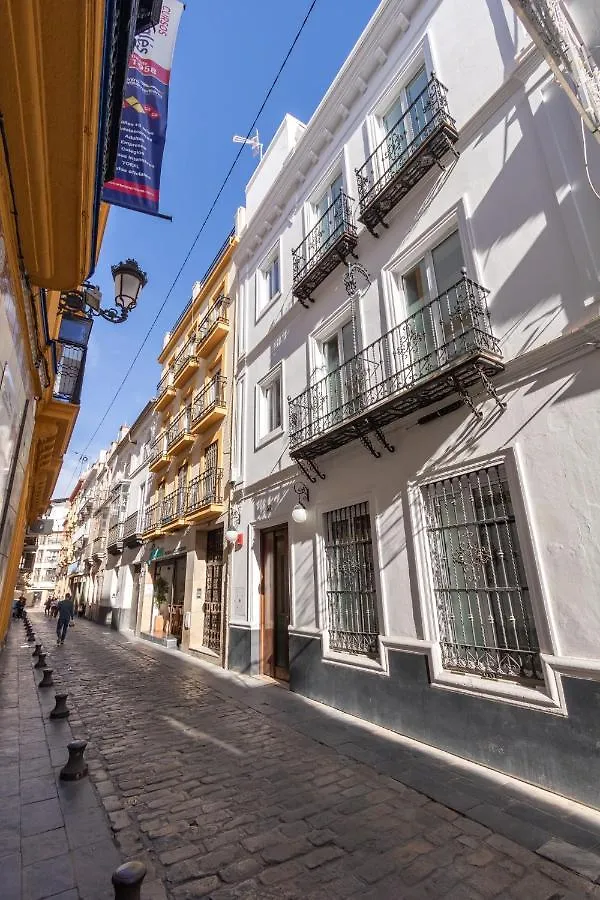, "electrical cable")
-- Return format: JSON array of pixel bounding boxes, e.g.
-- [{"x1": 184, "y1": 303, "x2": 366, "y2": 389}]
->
[
  {"x1": 77, "y1": 0, "x2": 320, "y2": 461},
  {"x1": 582, "y1": 117, "x2": 600, "y2": 201}
]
